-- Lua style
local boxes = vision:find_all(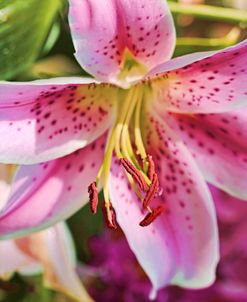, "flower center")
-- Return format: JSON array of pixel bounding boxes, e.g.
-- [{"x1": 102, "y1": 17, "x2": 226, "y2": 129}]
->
[
  {"x1": 115, "y1": 49, "x2": 148, "y2": 88},
  {"x1": 88, "y1": 85, "x2": 164, "y2": 228}
]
